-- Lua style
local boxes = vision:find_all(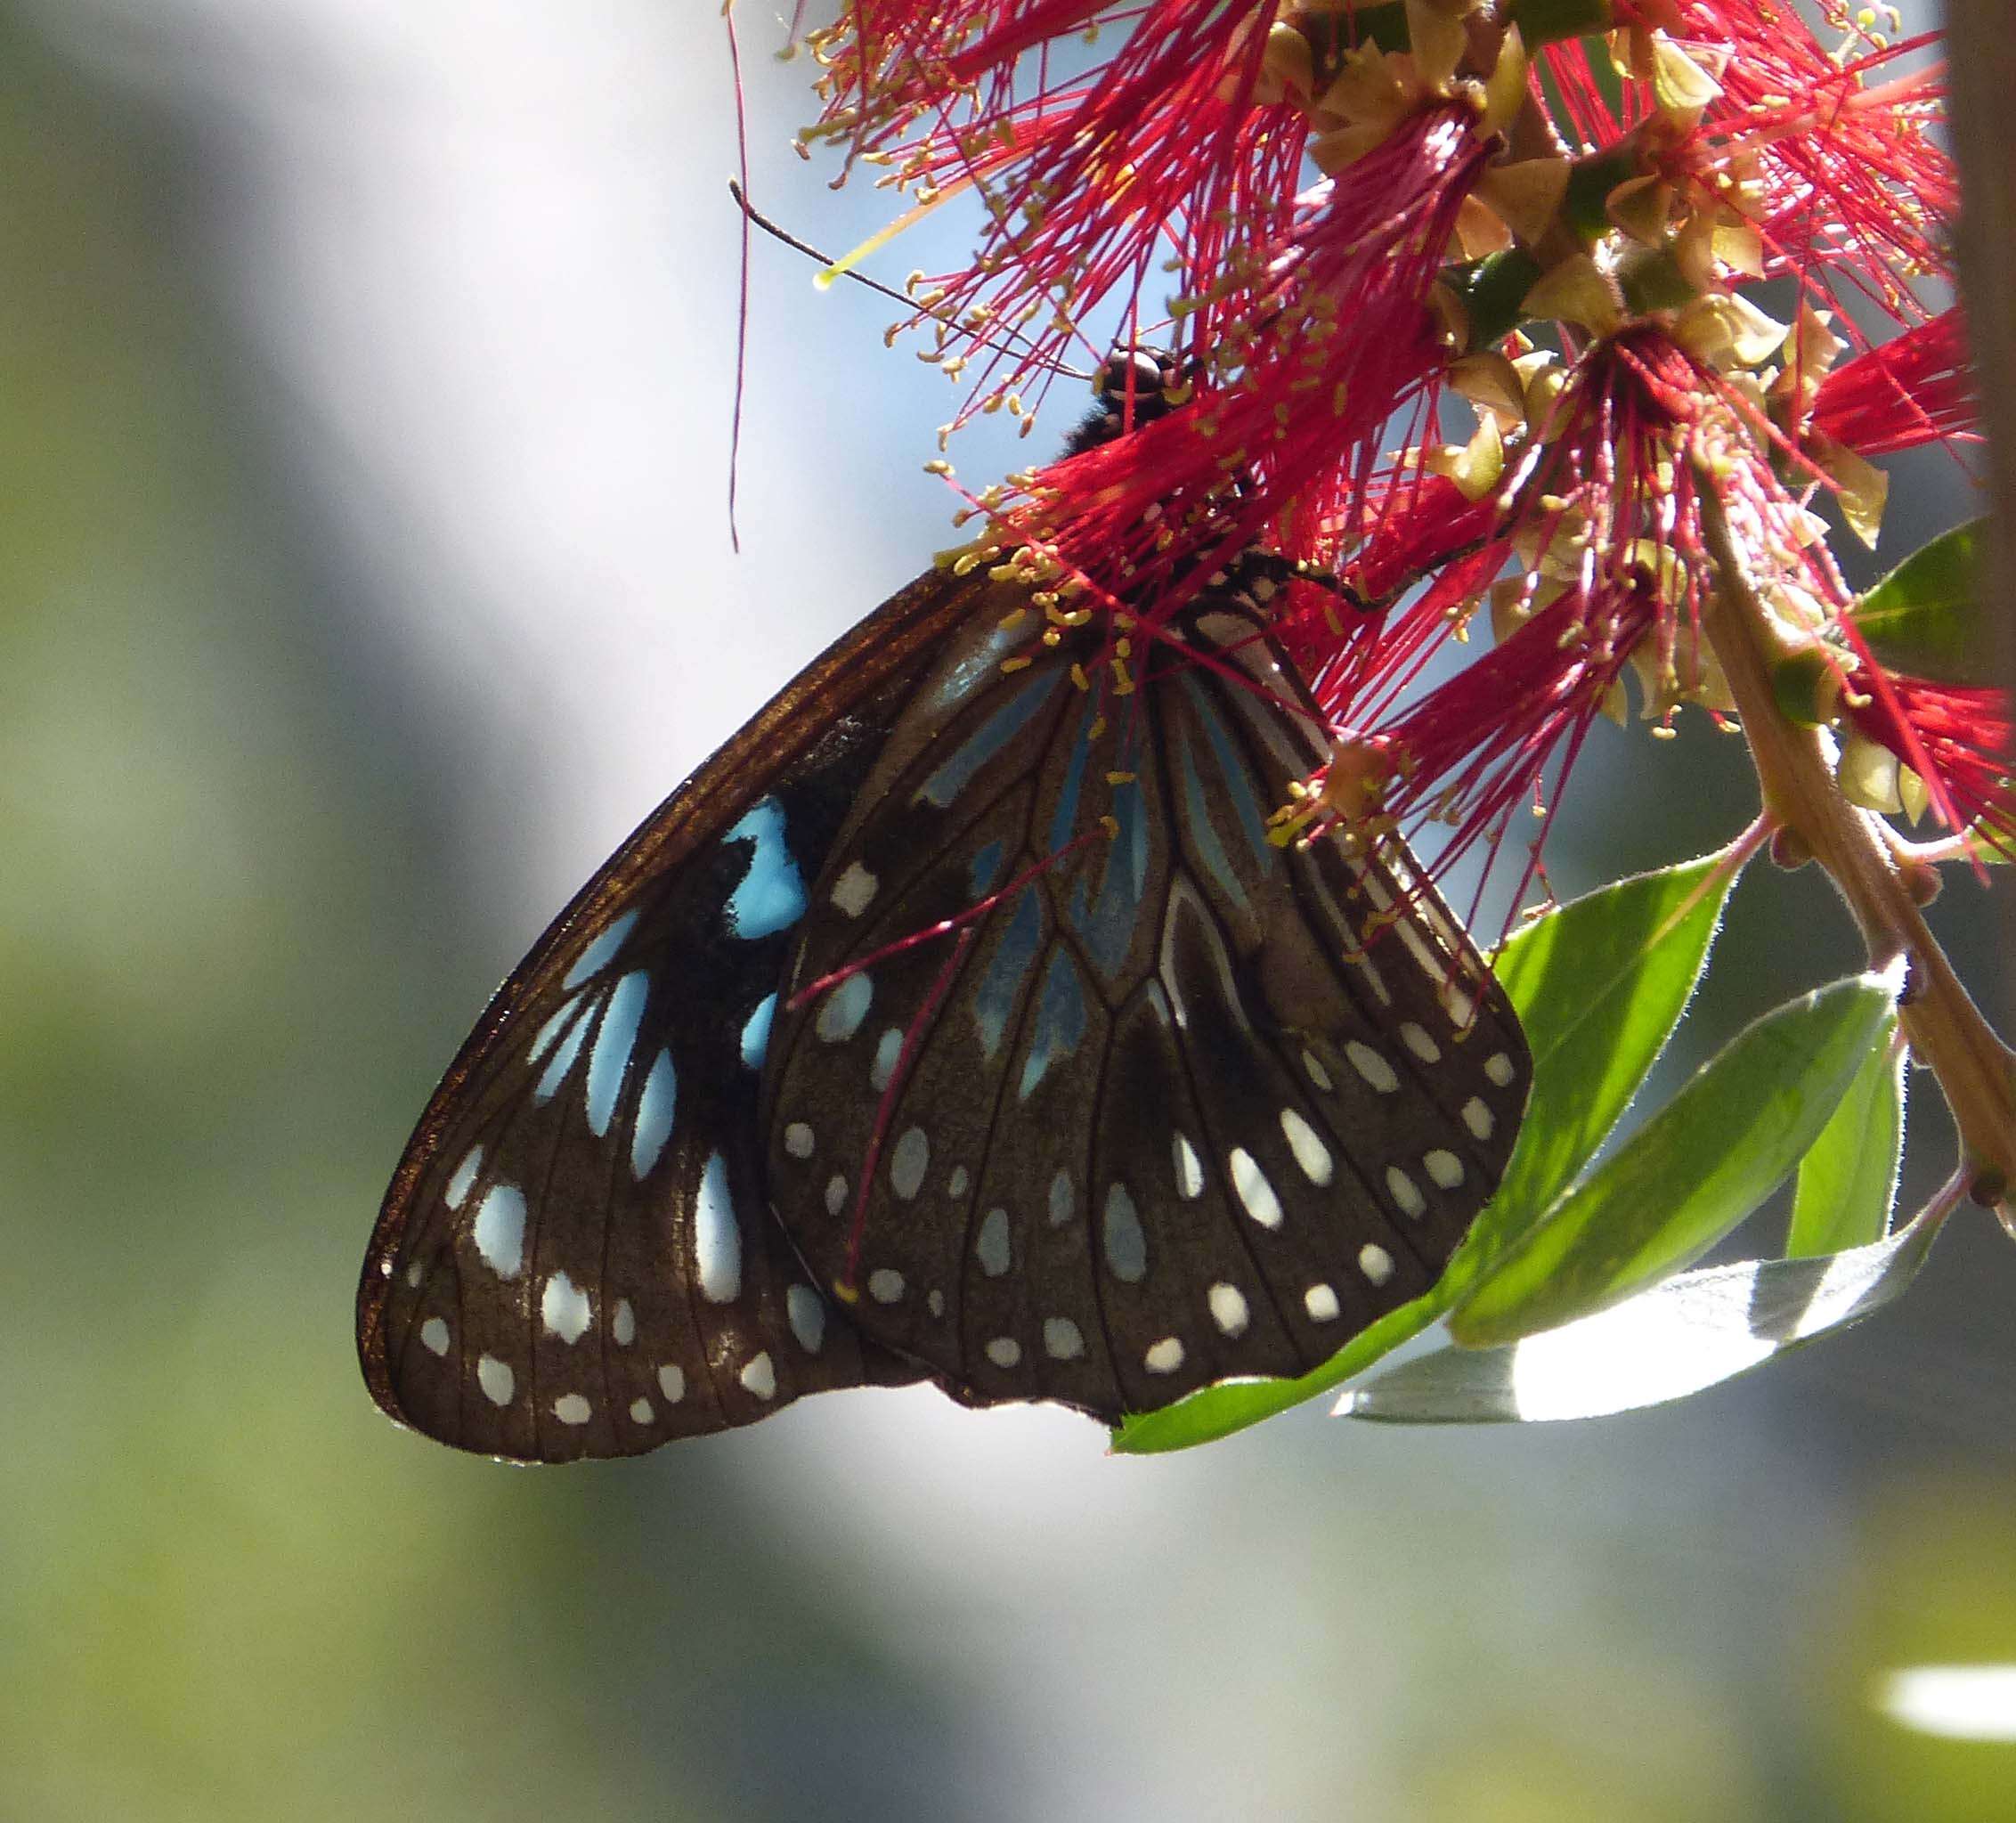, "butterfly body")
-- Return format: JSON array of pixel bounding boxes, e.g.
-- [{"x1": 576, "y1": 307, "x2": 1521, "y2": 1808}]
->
[{"x1": 360, "y1": 358, "x2": 1532, "y2": 1461}]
